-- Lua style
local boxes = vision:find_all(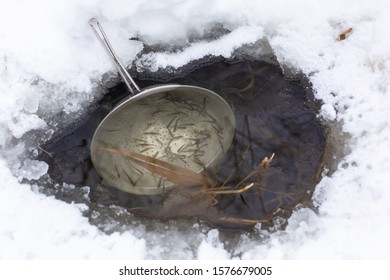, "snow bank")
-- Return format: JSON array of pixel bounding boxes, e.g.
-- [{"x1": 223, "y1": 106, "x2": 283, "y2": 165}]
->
[{"x1": 1, "y1": 0, "x2": 390, "y2": 259}]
